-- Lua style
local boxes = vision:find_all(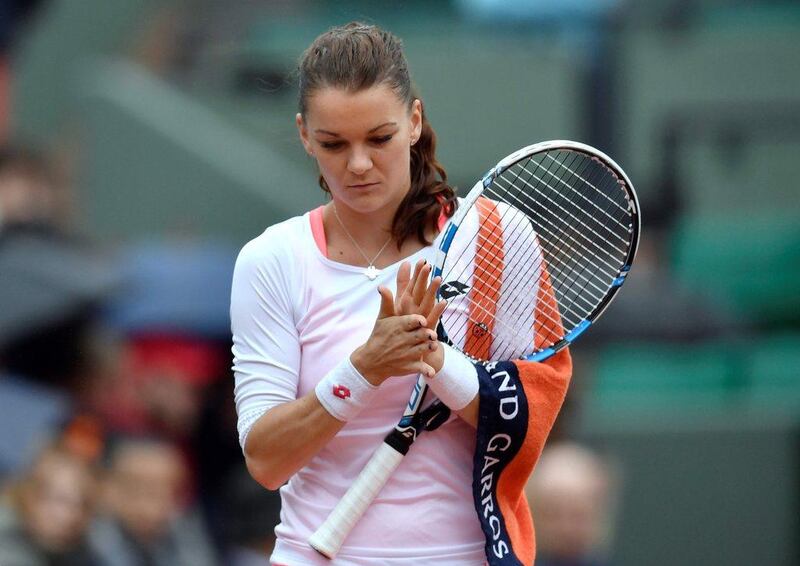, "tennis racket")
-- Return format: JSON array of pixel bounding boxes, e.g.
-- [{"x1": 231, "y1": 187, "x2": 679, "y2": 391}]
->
[{"x1": 308, "y1": 140, "x2": 640, "y2": 558}]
